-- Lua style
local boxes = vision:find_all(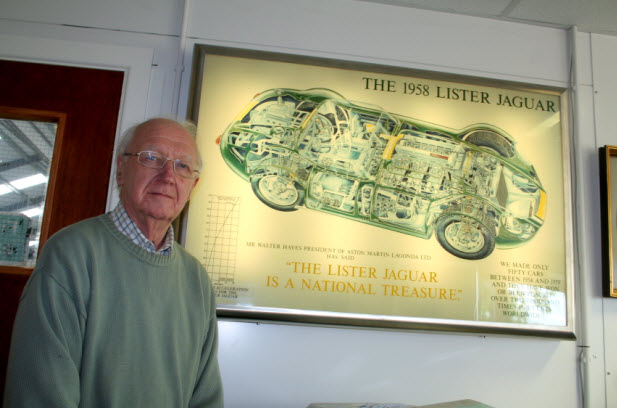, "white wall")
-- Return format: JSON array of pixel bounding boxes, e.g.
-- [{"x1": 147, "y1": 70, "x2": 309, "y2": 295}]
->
[
  {"x1": 589, "y1": 33, "x2": 617, "y2": 406},
  {"x1": 0, "y1": 0, "x2": 609, "y2": 406}
]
